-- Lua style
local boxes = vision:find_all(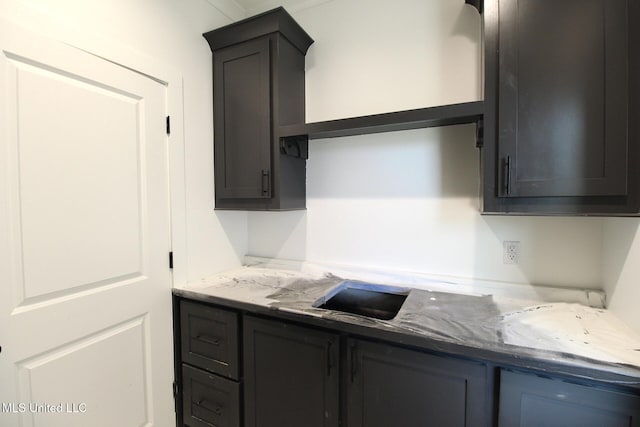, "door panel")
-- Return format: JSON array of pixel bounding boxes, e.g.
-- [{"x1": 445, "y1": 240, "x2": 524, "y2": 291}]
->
[
  {"x1": 499, "y1": 370, "x2": 640, "y2": 426},
  {"x1": 498, "y1": 0, "x2": 628, "y2": 197},
  {"x1": 0, "y1": 22, "x2": 174, "y2": 427},
  {"x1": 213, "y1": 37, "x2": 271, "y2": 200},
  {"x1": 10, "y1": 54, "x2": 144, "y2": 301},
  {"x1": 347, "y1": 339, "x2": 488, "y2": 427},
  {"x1": 17, "y1": 318, "x2": 149, "y2": 427},
  {"x1": 243, "y1": 316, "x2": 339, "y2": 427}
]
